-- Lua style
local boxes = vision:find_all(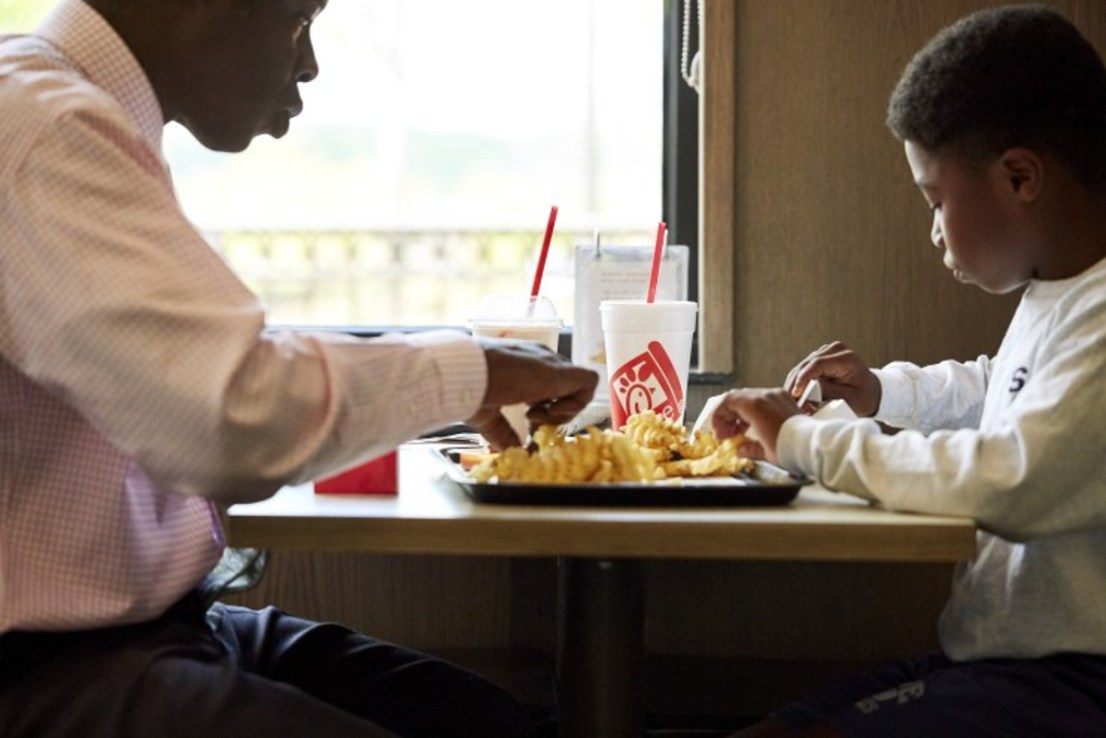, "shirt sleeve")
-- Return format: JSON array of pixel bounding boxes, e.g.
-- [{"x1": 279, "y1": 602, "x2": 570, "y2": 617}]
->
[
  {"x1": 871, "y1": 356, "x2": 990, "y2": 432},
  {"x1": 3, "y1": 98, "x2": 487, "y2": 504},
  {"x1": 777, "y1": 314, "x2": 1106, "y2": 540}
]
